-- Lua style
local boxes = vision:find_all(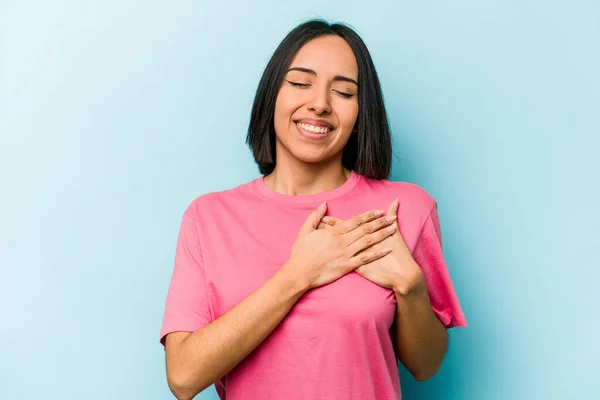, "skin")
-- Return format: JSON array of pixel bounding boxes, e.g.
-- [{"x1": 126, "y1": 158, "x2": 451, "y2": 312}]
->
[
  {"x1": 319, "y1": 200, "x2": 449, "y2": 380},
  {"x1": 265, "y1": 34, "x2": 359, "y2": 196},
  {"x1": 268, "y1": 34, "x2": 449, "y2": 378},
  {"x1": 164, "y1": 34, "x2": 447, "y2": 400}
]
